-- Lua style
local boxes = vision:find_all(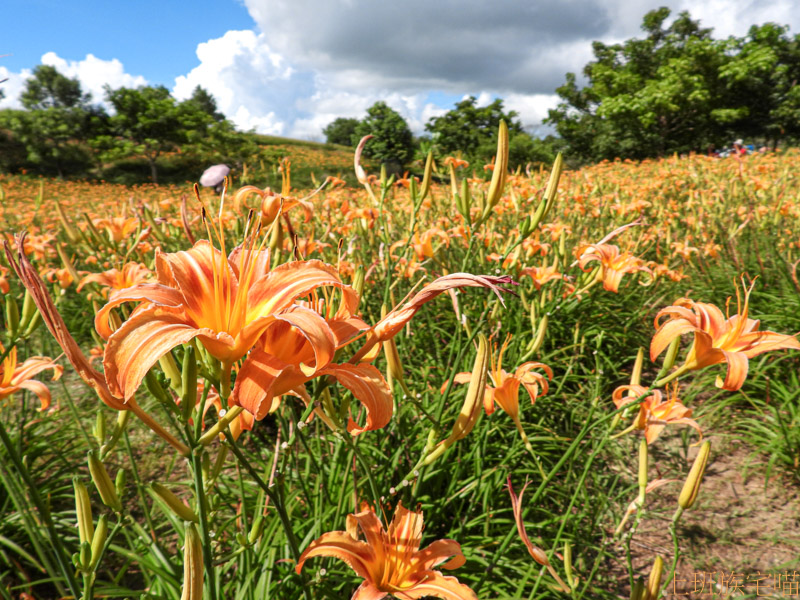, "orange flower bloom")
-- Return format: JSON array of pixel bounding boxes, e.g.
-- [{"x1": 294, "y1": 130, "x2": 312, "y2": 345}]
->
[
  {"x1": 612, "y1": 384, "x2": 702, "y2": 444},
  {"x1": 0, "y1": 343, "x2": 63, "y2": 411},
  {"x1": 578, "y1": 243, "x2": 649, "y2": 293},
  {"x1": 451, "y1": 336, "x2": 551, "y2": 423},
  {"x1": 296, "y1": 502, "x2": 477, "y2": 600},
  {"x1": 93, "y1": 216, "x2": 140, "y2": 243},
  {"x1": 78, "y1": 262, "x2": 153, "y2": 294},
  {"x1": 519, "y1": 265, "x2": 567, "y2": 290},
  {"x1": 94, "y1": 239, "x2": 358, "y2": 400},
  {"x1": 650, "y1": 281, "x2": 800, "y2": 391}
]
